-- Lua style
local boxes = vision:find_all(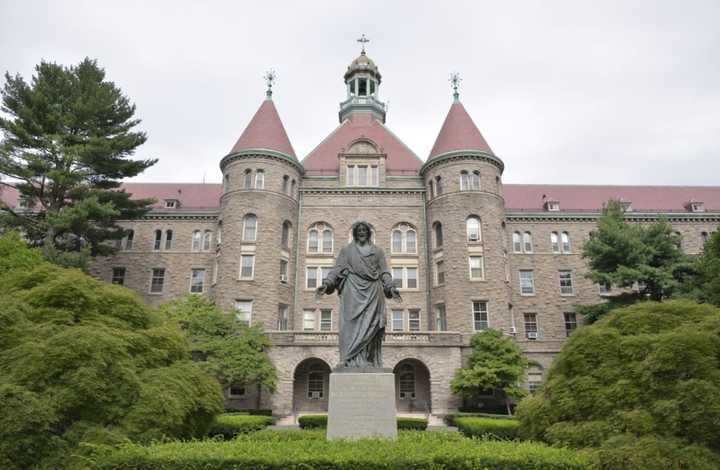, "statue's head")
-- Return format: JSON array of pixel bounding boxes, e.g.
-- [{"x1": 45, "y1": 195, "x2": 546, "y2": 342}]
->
[{"x1": 351, "y1": 221, "x2": 372, "y2": 244}]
